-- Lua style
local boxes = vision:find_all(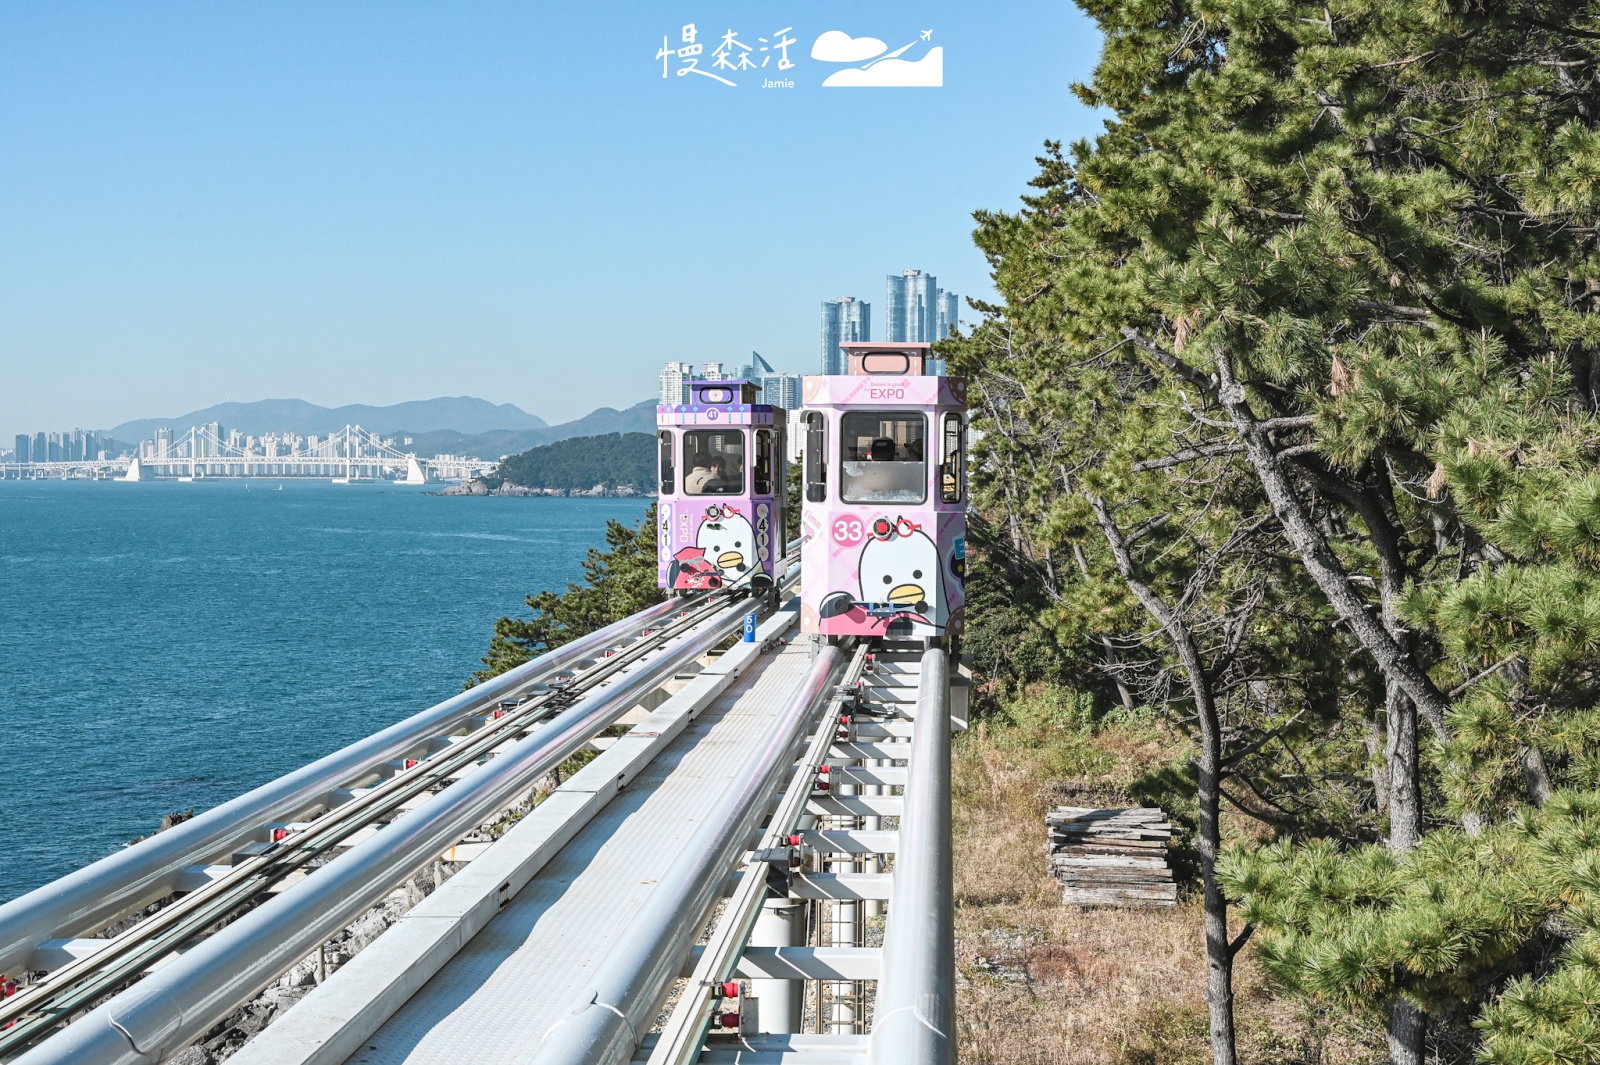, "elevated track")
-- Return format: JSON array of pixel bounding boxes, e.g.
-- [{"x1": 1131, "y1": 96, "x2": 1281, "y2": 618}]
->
[{"x1": 0, "y1": 563, "x2": 963, "y2": 1065}]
